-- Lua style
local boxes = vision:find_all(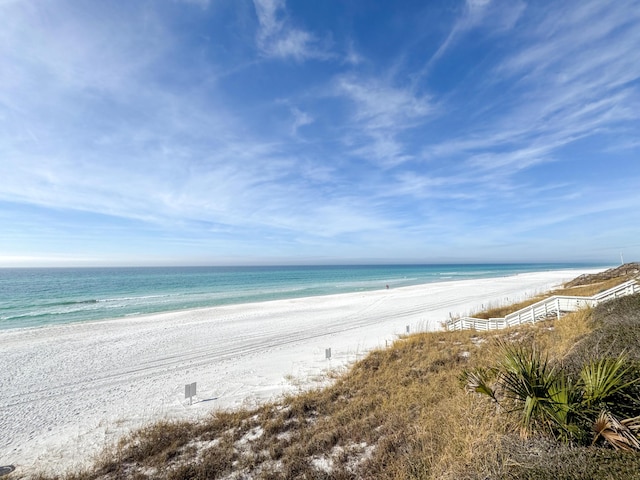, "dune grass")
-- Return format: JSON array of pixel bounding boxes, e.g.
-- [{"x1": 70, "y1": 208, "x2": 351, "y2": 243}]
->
[
  {"x1": 41, "y1": 329, "x2": 506, "y2": 480},
  {"x1": 22, "y1": 278, "x2": 640, "y2": 480},
  {"x1": 471, "y1": 277, "x2": 626, "y2": 320}
]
